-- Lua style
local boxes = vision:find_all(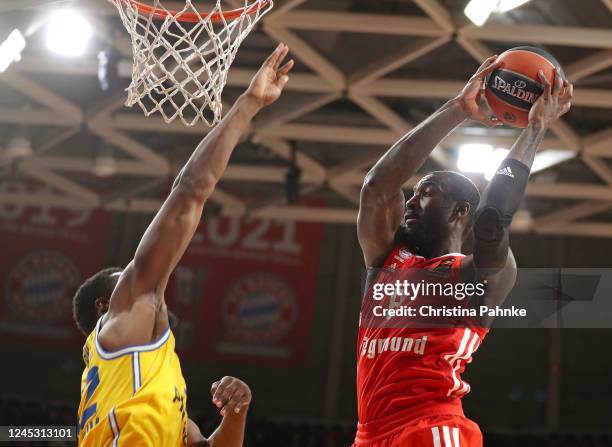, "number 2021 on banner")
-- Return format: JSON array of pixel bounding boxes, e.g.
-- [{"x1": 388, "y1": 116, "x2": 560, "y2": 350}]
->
[{"x1": 198, "y1": 218, "x2": 303, "y2": 255}]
